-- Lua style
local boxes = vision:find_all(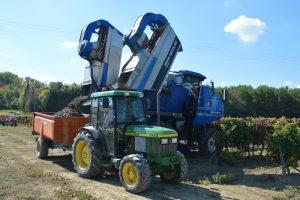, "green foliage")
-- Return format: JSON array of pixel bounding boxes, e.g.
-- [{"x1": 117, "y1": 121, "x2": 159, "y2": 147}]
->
[
  {"x1": 220, "y1": 85, "x2": 300, "y2": 118},
  {"x1": 211, "y1": 172, "x2": 236, "y2": 184},
  {"x1": 0, "y1": 71, "x2": 22, "y2": 86},
  {"x1": 220, "y1": 150, "x2": 236, "y2": 165},
  {"x1": 220, "y1": 117, "x2": 253, "y2": 152},
  {"x1": 0, "y1": 71, "x2": 81, "y2": 112},
  {"x1": 44, "y1": 82, "x2": 81, "y2": 112},
  {"x1": 266, "y1": 123, "x2": 300, "y2": 173}
]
